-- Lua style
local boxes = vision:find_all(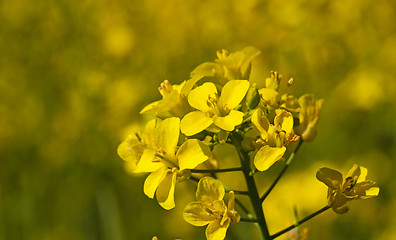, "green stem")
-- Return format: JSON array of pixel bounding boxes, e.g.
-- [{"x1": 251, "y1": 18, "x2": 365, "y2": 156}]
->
[
  {"x1": 270, "y1": 205, "x2": 330, "y2": 239},
  {"x1": 190, "y1": 167, "x2": 242, "y2": 173},
  {"x1": 260, "y1": 140, "x2": 303, "y2": 202},
  {"x1": 231, "y1": 132, "x2": 272, "y2": 240}
]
